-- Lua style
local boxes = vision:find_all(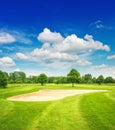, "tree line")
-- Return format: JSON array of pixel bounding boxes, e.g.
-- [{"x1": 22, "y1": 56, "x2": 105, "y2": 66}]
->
[{"x1": 0, "y1": 69, "x2": 115, "y2": 88}]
